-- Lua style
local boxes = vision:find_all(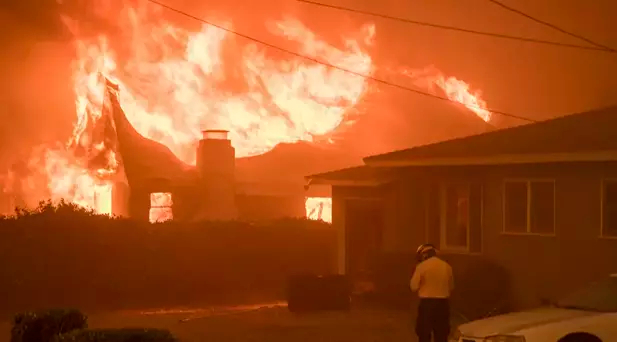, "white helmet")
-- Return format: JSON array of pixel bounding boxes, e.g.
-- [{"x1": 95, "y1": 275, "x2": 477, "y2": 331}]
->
[{"x1": 416, "y1": 243, "x2": 437, "y2": 262}]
